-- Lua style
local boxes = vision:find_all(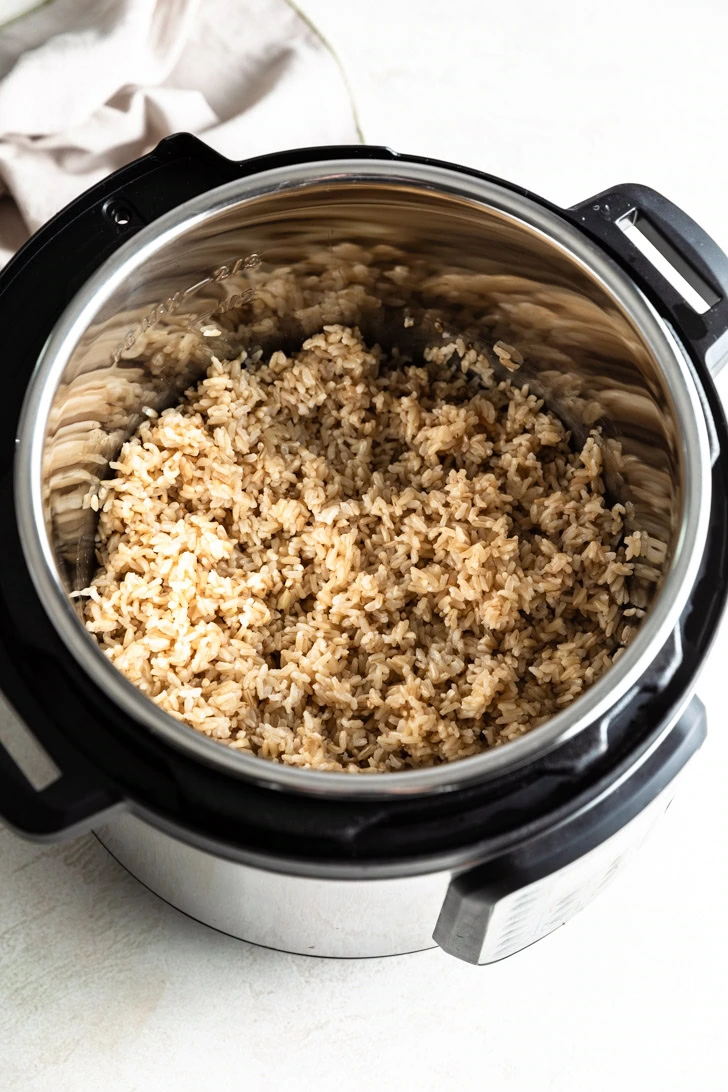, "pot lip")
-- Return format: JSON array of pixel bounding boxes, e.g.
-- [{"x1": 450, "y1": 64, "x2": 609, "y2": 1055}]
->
[{"x1": 14, "y1": 153, "x2": 714, "y2": 800}]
